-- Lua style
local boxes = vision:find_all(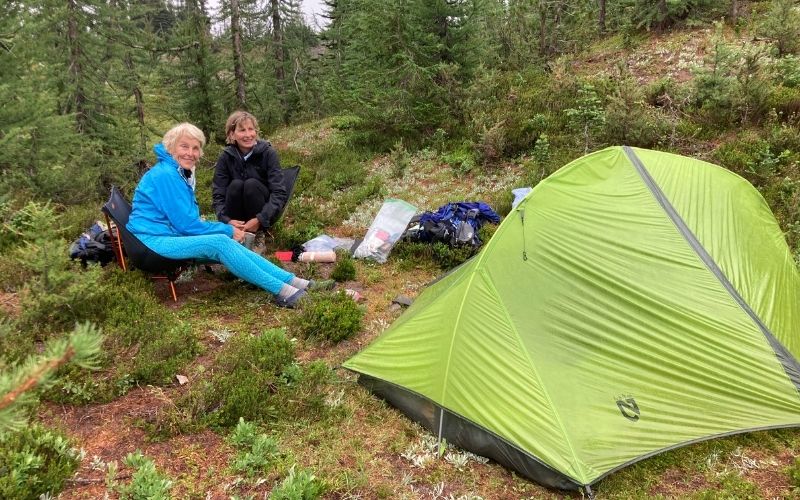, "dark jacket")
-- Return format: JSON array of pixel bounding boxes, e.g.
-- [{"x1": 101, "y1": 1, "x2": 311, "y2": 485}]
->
[{"x1": 211, "y1": 140, "x2": 287, "y2": 227}]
